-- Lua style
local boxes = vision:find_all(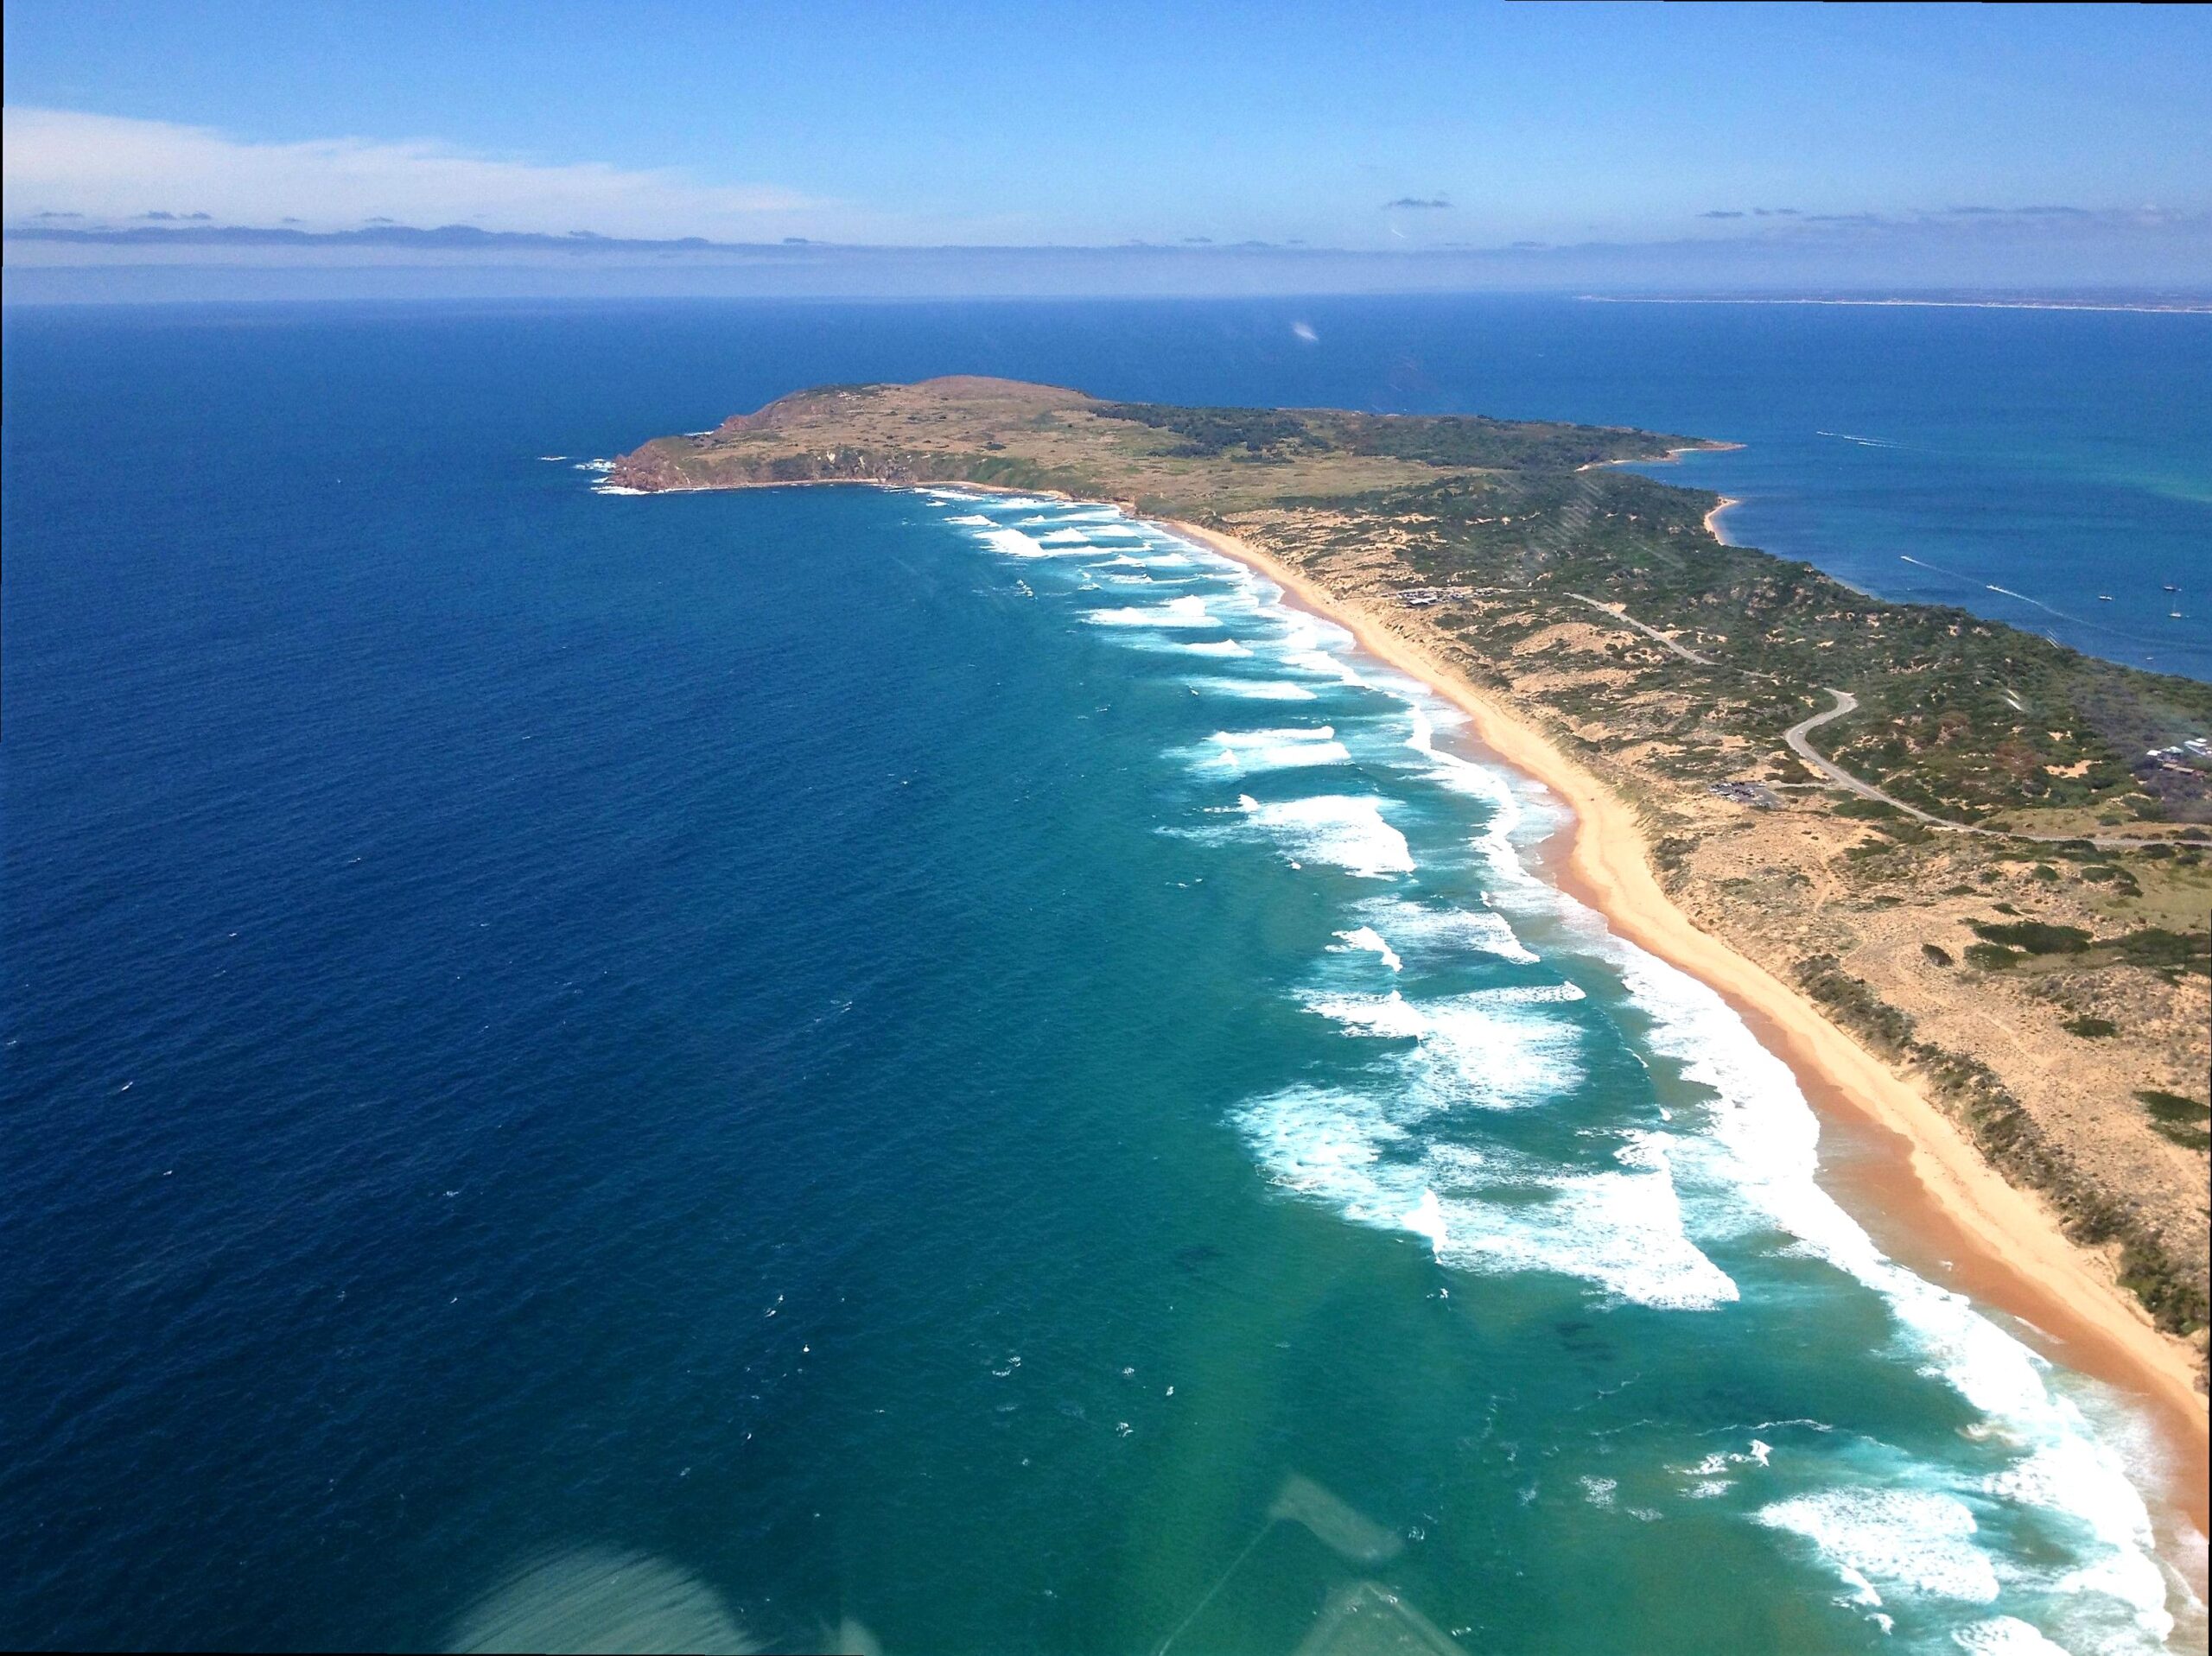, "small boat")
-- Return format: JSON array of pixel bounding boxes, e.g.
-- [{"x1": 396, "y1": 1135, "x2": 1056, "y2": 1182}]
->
[
  {"x1": 2098, "y1": 594, "x2": 2113, "y2": 601},
  {"x1": 2163, "y1": 583, "x2": 2180, "y2": 593}
]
